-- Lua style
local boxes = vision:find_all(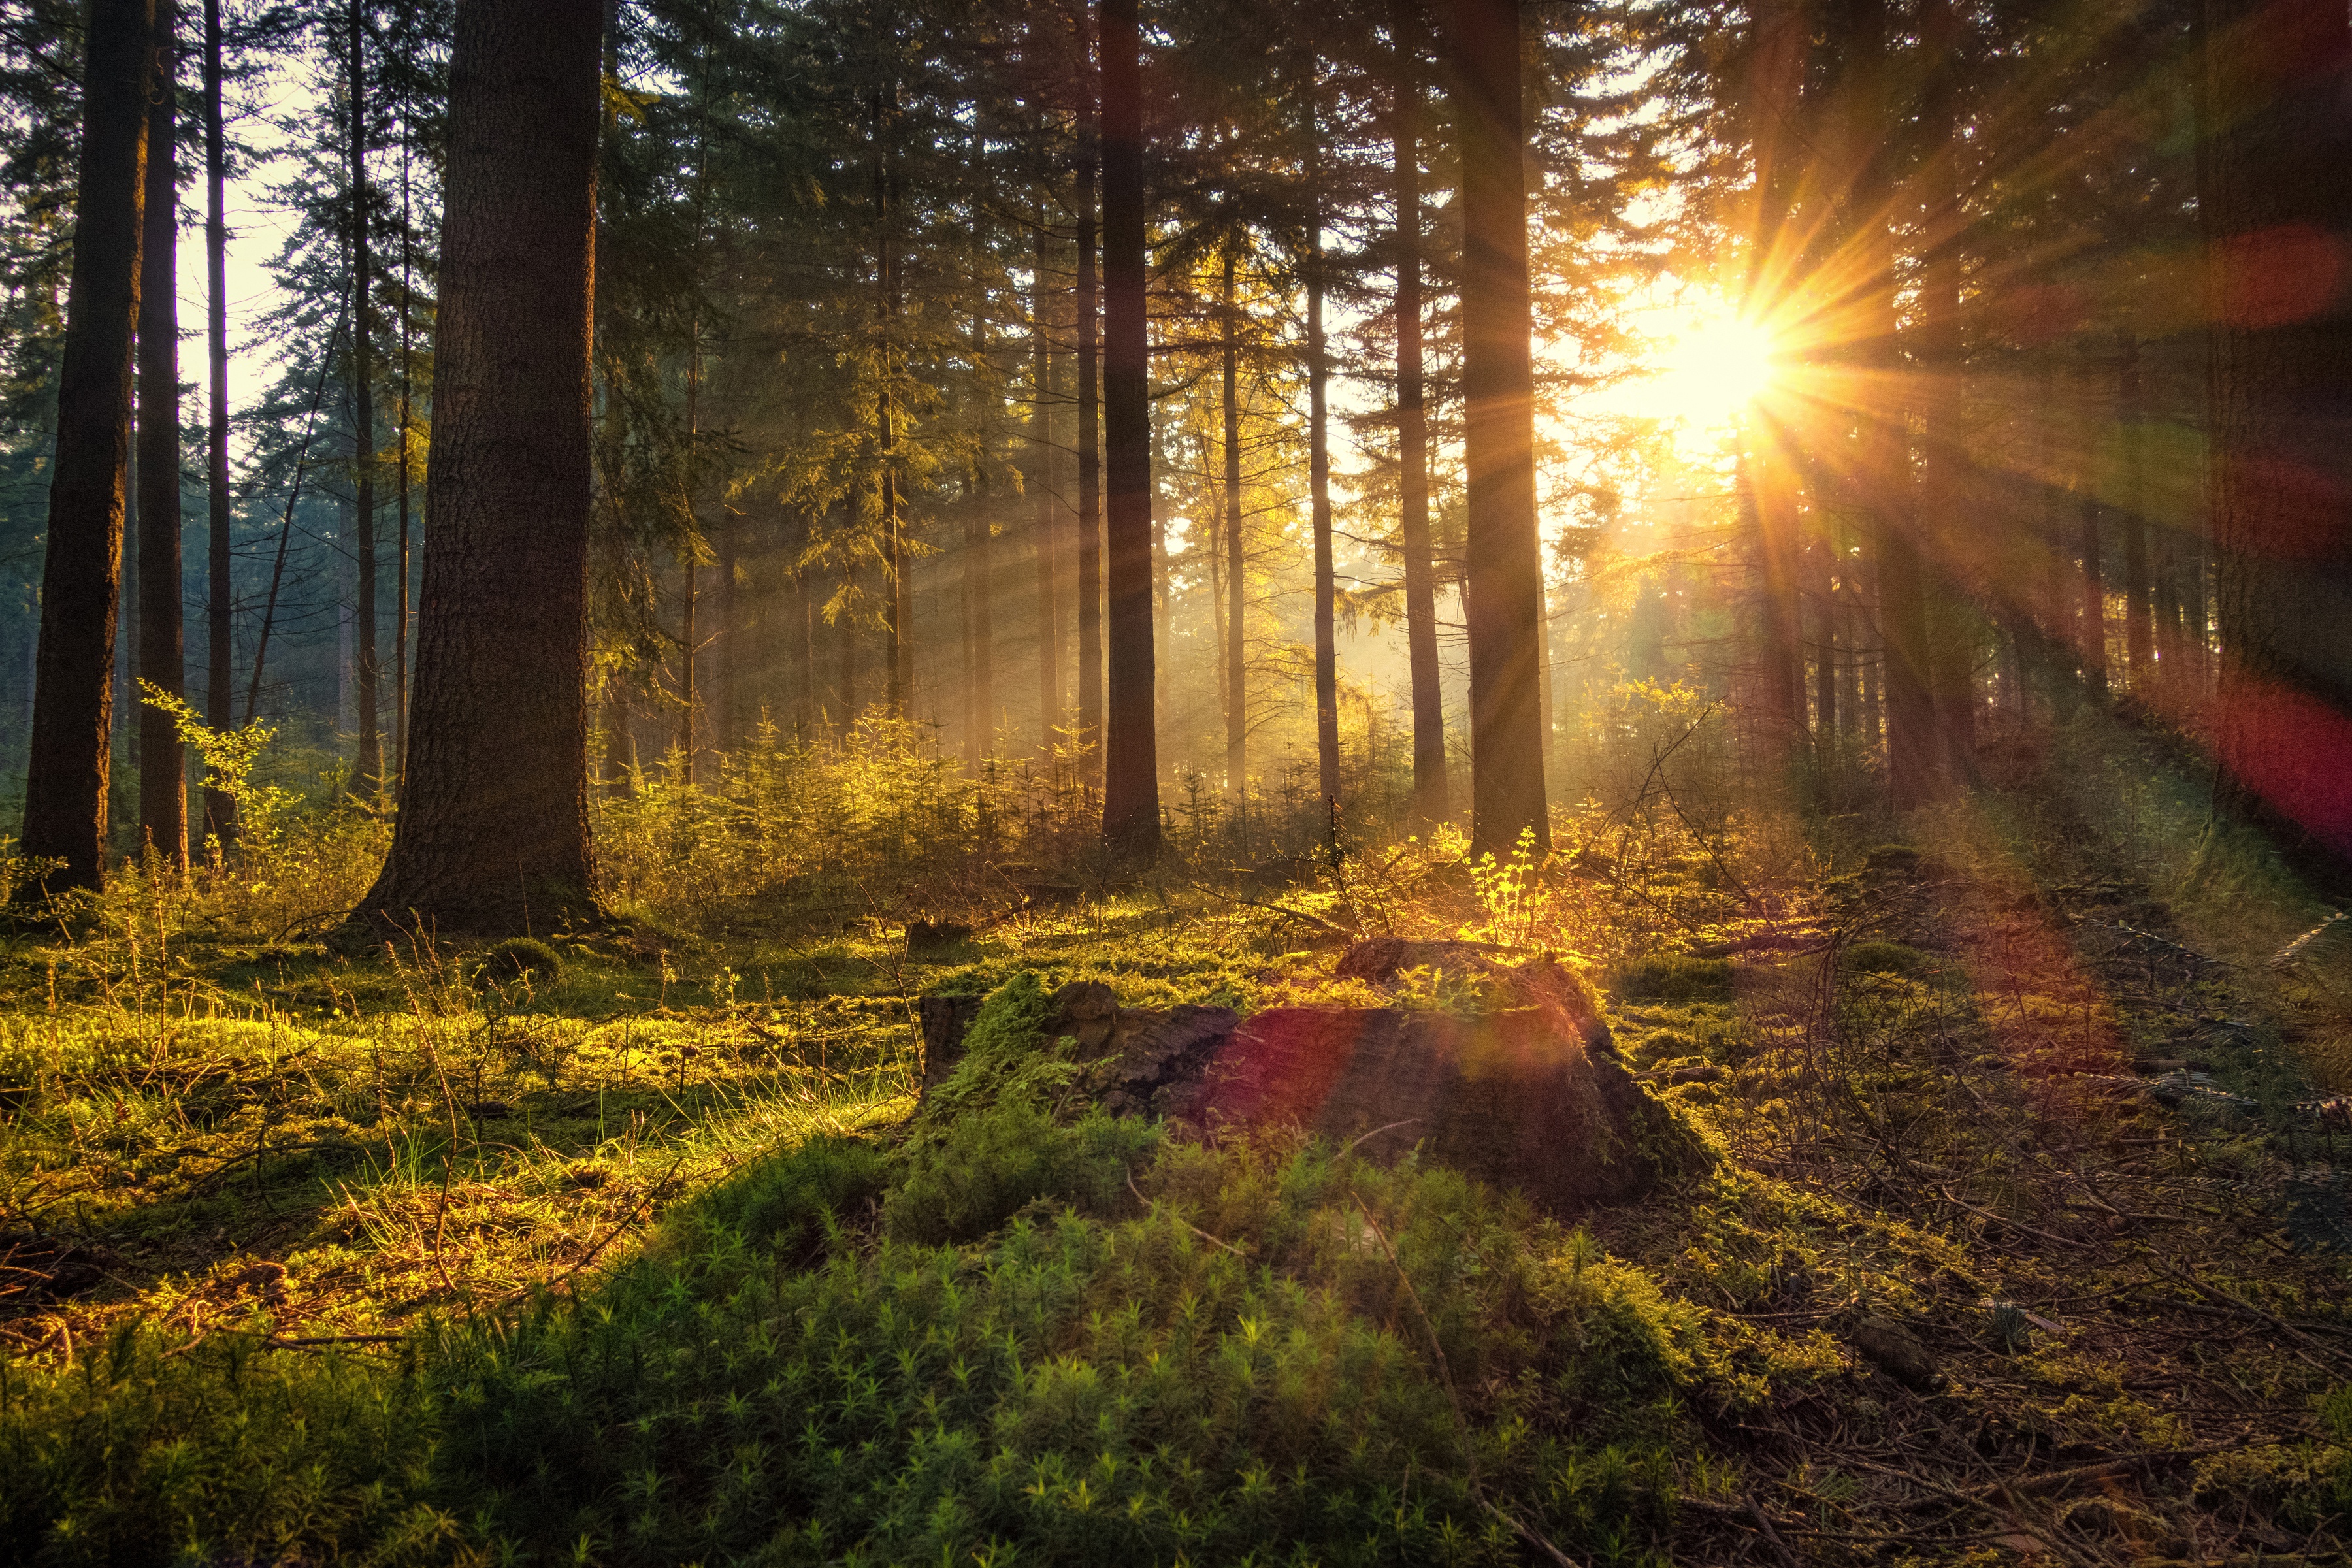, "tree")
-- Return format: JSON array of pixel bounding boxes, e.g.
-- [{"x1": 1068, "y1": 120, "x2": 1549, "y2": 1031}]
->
[
  {"x1": 1390, "y1": 7, "x2": 1444, "y2": 826},
  {"x1": 1099, "y1": 0, "x2": 1157, "y2": 857},
  {"x1": 201, "y1": 0, "x2": 235, "y2": 845},
  {"x1": 2202, "y1": 0, "x2": 2352, "y2": 868},
  {"x1": 346, "y1": 0, "x2": 382, "y2": 794},
  {"x1": 1445, "y1": 0, "x2": 1548, "y2": 856},
  {"x1": 20, "y1": 0, "x2": 154, "y2": 896},
  {"x1": 349, "y1": 0, "x2": 604, "y2": 936},
  {"x1": 1842, "y1": 0, "x2": 1934, "y2": 809},
  {"x1": 138, "y1": 0, "x2": 186, "y2": 870}
]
